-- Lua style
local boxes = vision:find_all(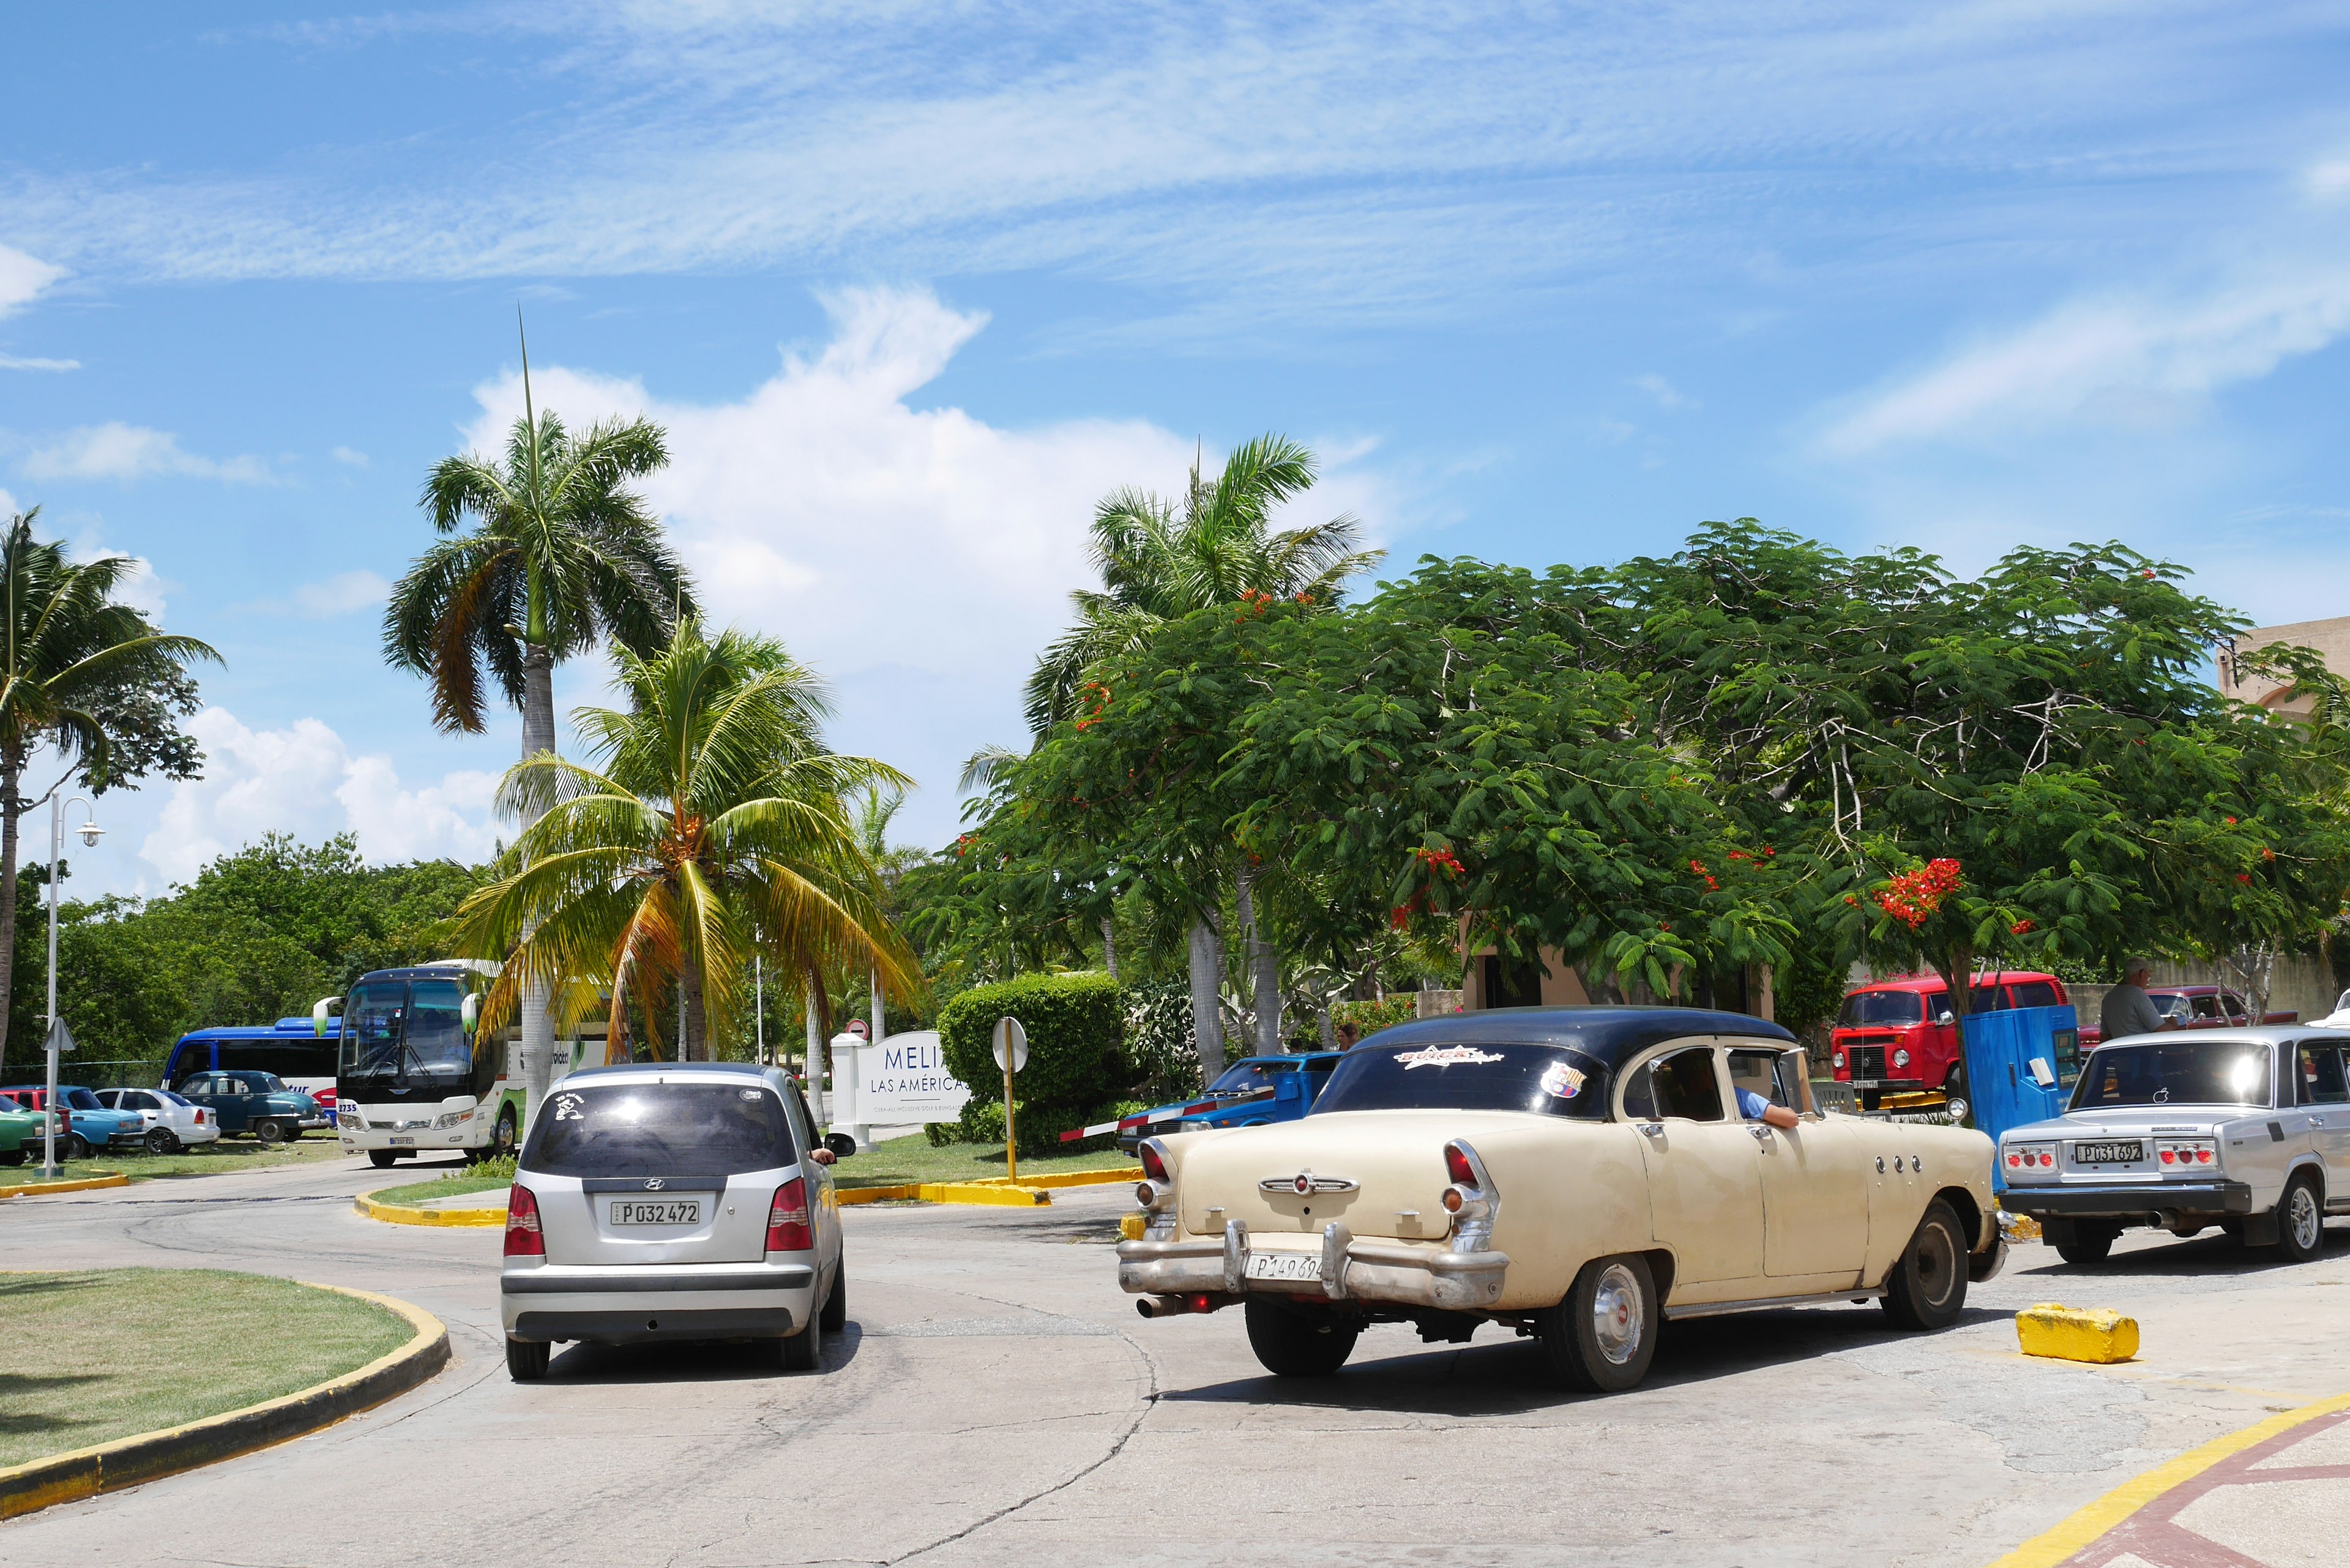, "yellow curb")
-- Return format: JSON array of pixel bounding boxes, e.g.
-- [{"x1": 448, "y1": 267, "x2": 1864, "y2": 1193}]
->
[
  {"x1": 963, "y1": 1167, "x2": 1144, "y2": 1191},
  {"x1": 835, "y1": 1181, "x2": 1053, "y2": 1208},
  {"x1": 2016, "y1": 1302, "x2": 2139, "y2": 1364},
  {"x1": 353, "y1": 1189, "x2": 507, "y2": 1228},
  {"x1": 0, "y1": 1281, "x2": 450, "y2": 1520},
  {"x1": 0, "y1": 1171, "x2": 127, "y2": 1200},
  {"x1": 1982, "y1": 1389, "x2": 2350, "y2": 1568}
]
